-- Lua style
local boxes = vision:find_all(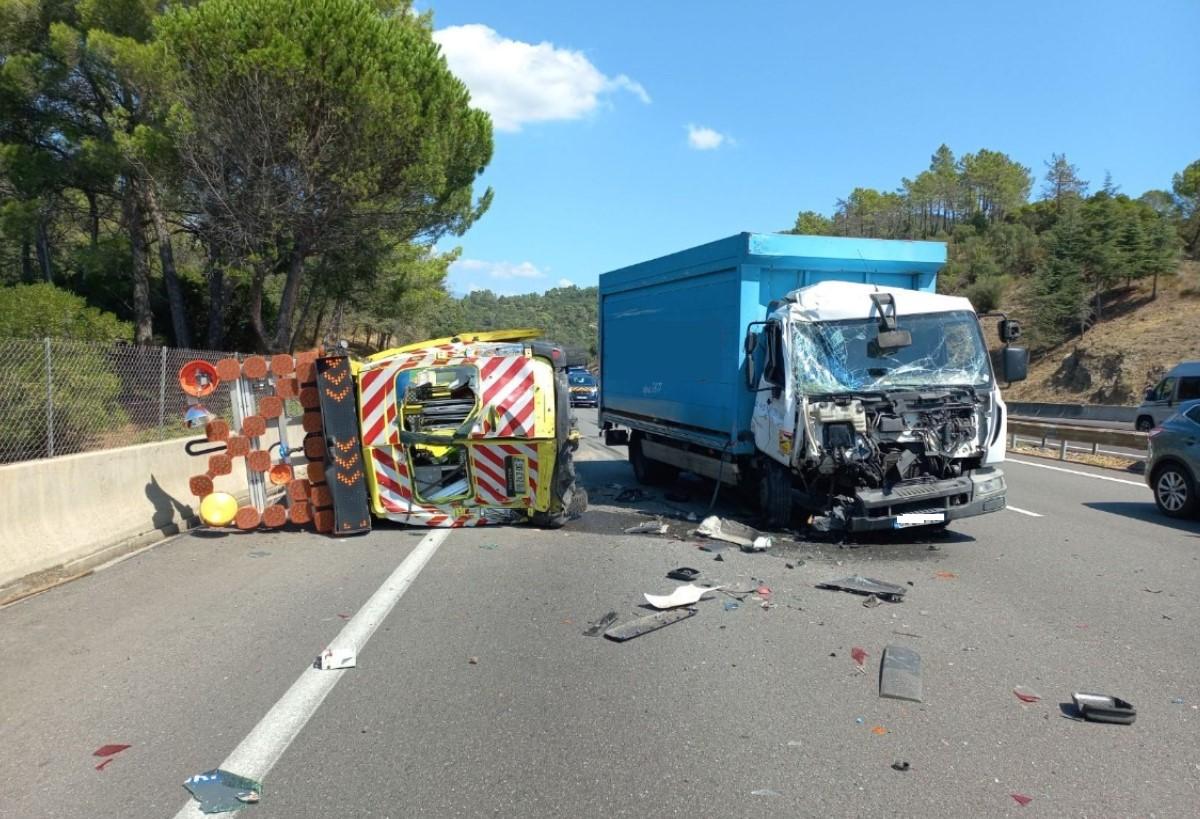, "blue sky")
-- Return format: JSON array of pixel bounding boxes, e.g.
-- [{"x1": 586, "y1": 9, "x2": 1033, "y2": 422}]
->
[{"x1": 422, "y1": 0, "x2": 1200, "y2": 296}]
